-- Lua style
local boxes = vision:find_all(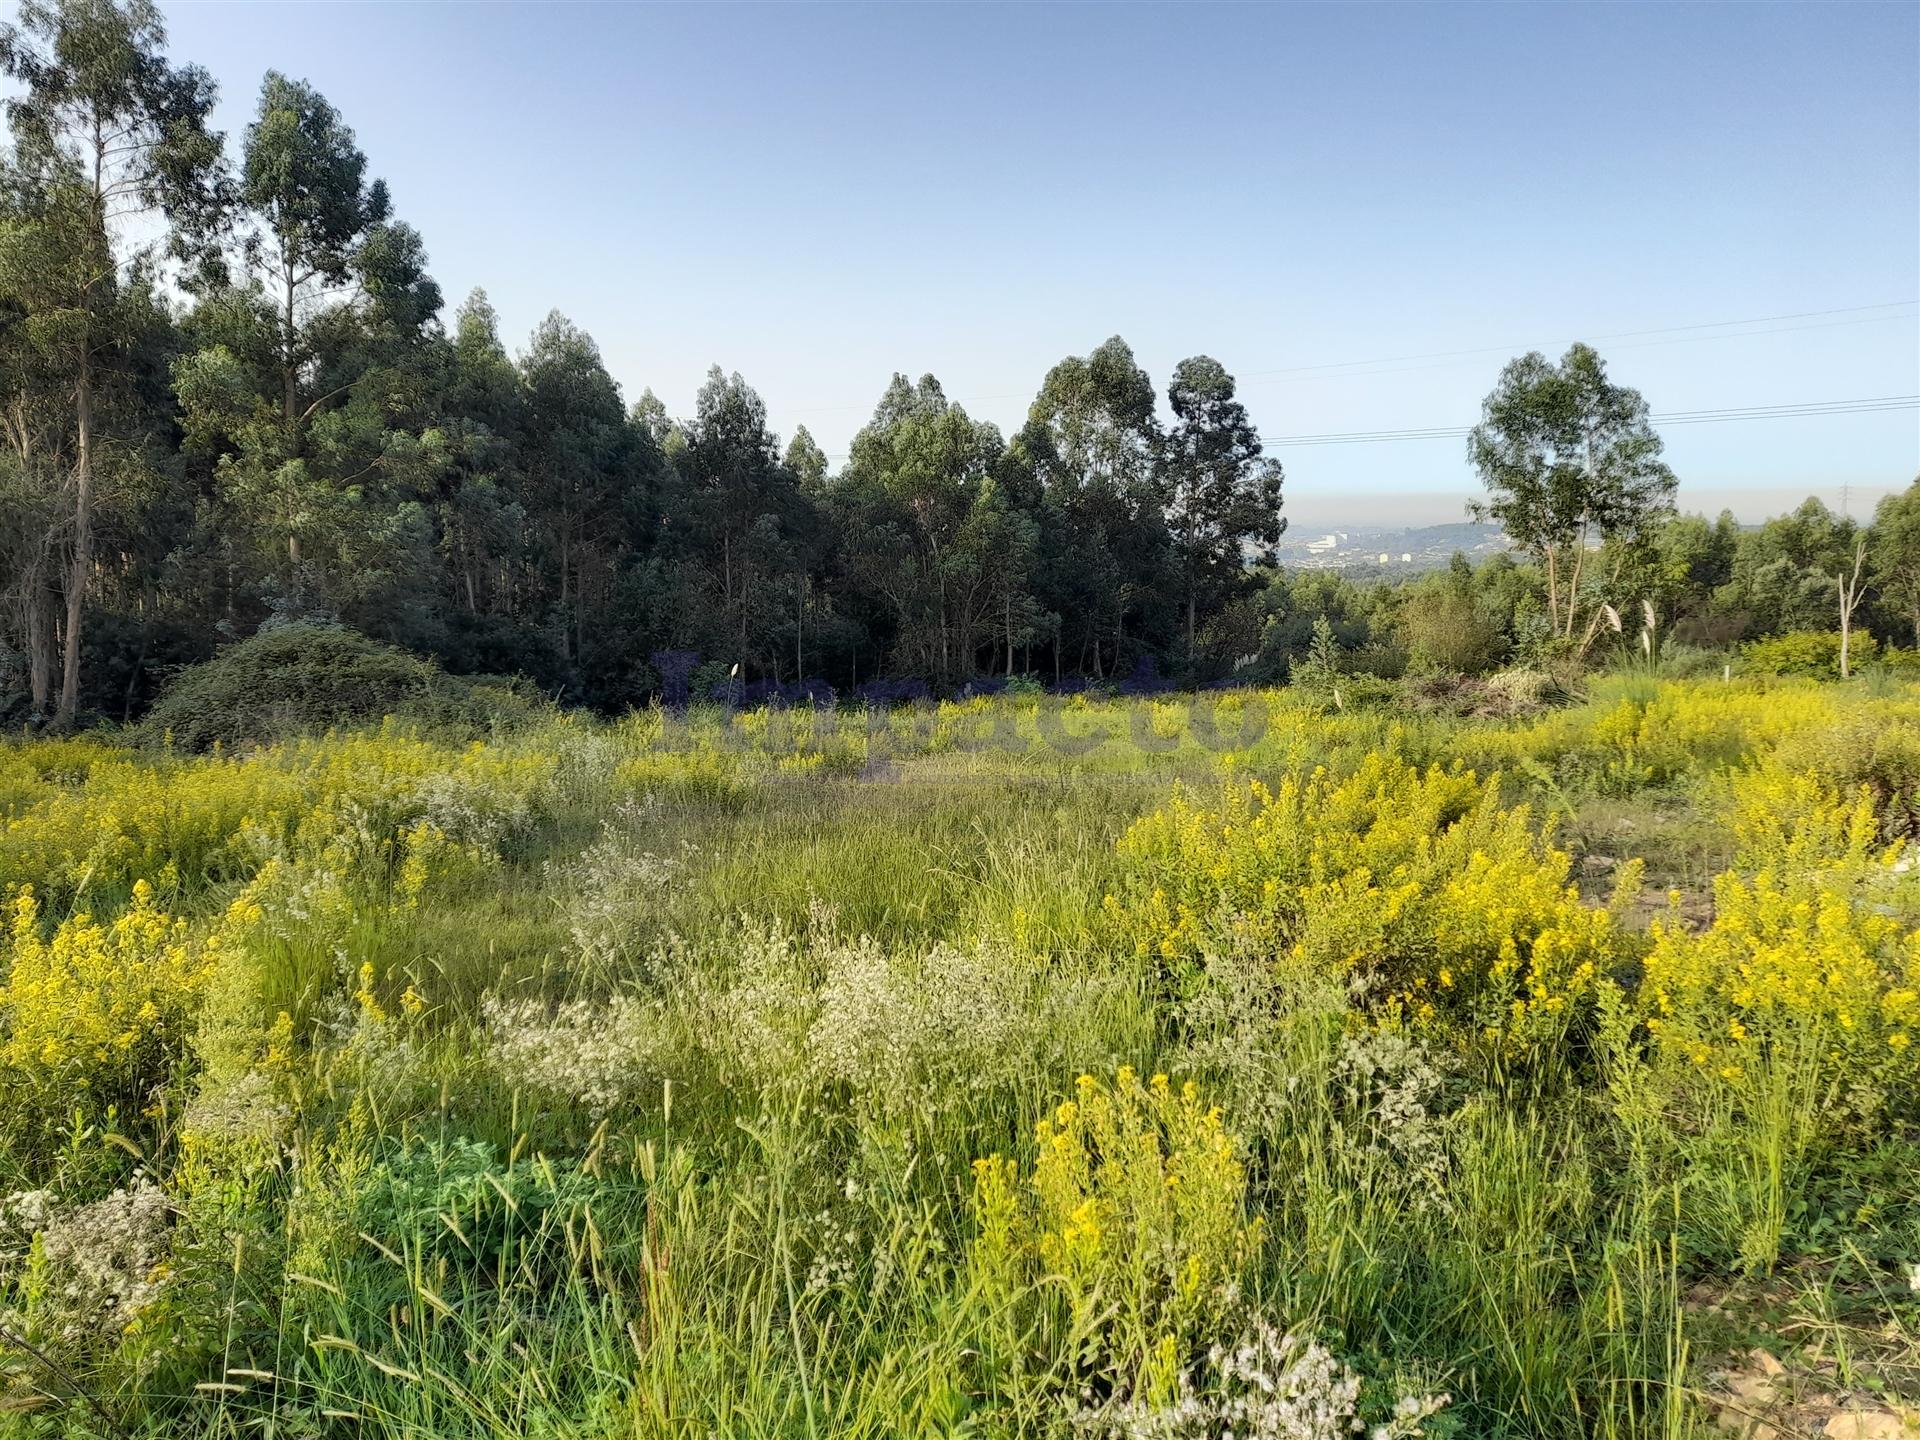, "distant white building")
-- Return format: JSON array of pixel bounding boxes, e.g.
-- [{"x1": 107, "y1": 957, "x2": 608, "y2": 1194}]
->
[{"x1": 1401, "y1": 553, "x2": 1412, "y2": 563}]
